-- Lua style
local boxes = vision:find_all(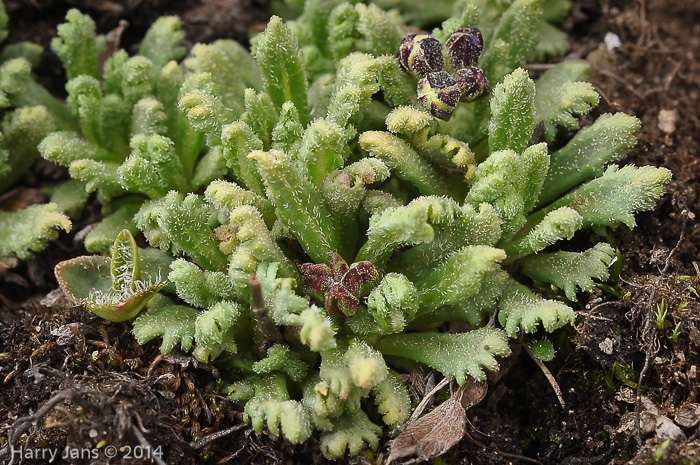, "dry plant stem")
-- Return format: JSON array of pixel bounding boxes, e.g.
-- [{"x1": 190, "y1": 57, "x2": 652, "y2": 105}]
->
[
  {"x1": 189, "y1": 423, "x2": 248, "y2": 450},
  {"x1": 130, "y1": 416, "x2": 168, "y2": 465},
  {"x1": 462, "y1": 432, "x2": 544, "y2": 465},
  {"x1": 0, "y1": 389, "x2": 91, "y2": 464},
  {"x1": 249, "y1": 274, "x2": 284, "y2": 349},
  {"x1": 406, "y1": 376, "x2": 450, "y2": 426},
  {"x1": 634, "y1": 202, "x2": 689, "y2": 445},
  {"x1": 523, "y1": 342, "x2": 566, "y2": 408}
]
